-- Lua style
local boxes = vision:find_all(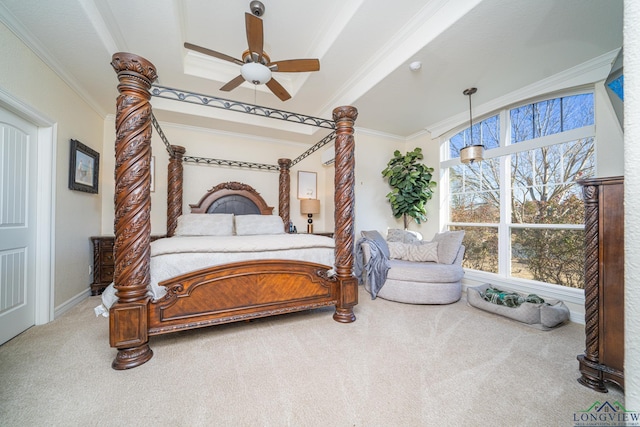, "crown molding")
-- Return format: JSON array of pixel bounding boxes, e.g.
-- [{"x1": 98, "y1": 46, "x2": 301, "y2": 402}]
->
[
  {"x1": 0, "y1": 2, "x2": 108, "y2": 117},
  {"x1": 427, "y1": 48, "x2": 621, "y2": 138},
  {"x1": 354, "y1": 126, "x2": 406, "y2": 141}
]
